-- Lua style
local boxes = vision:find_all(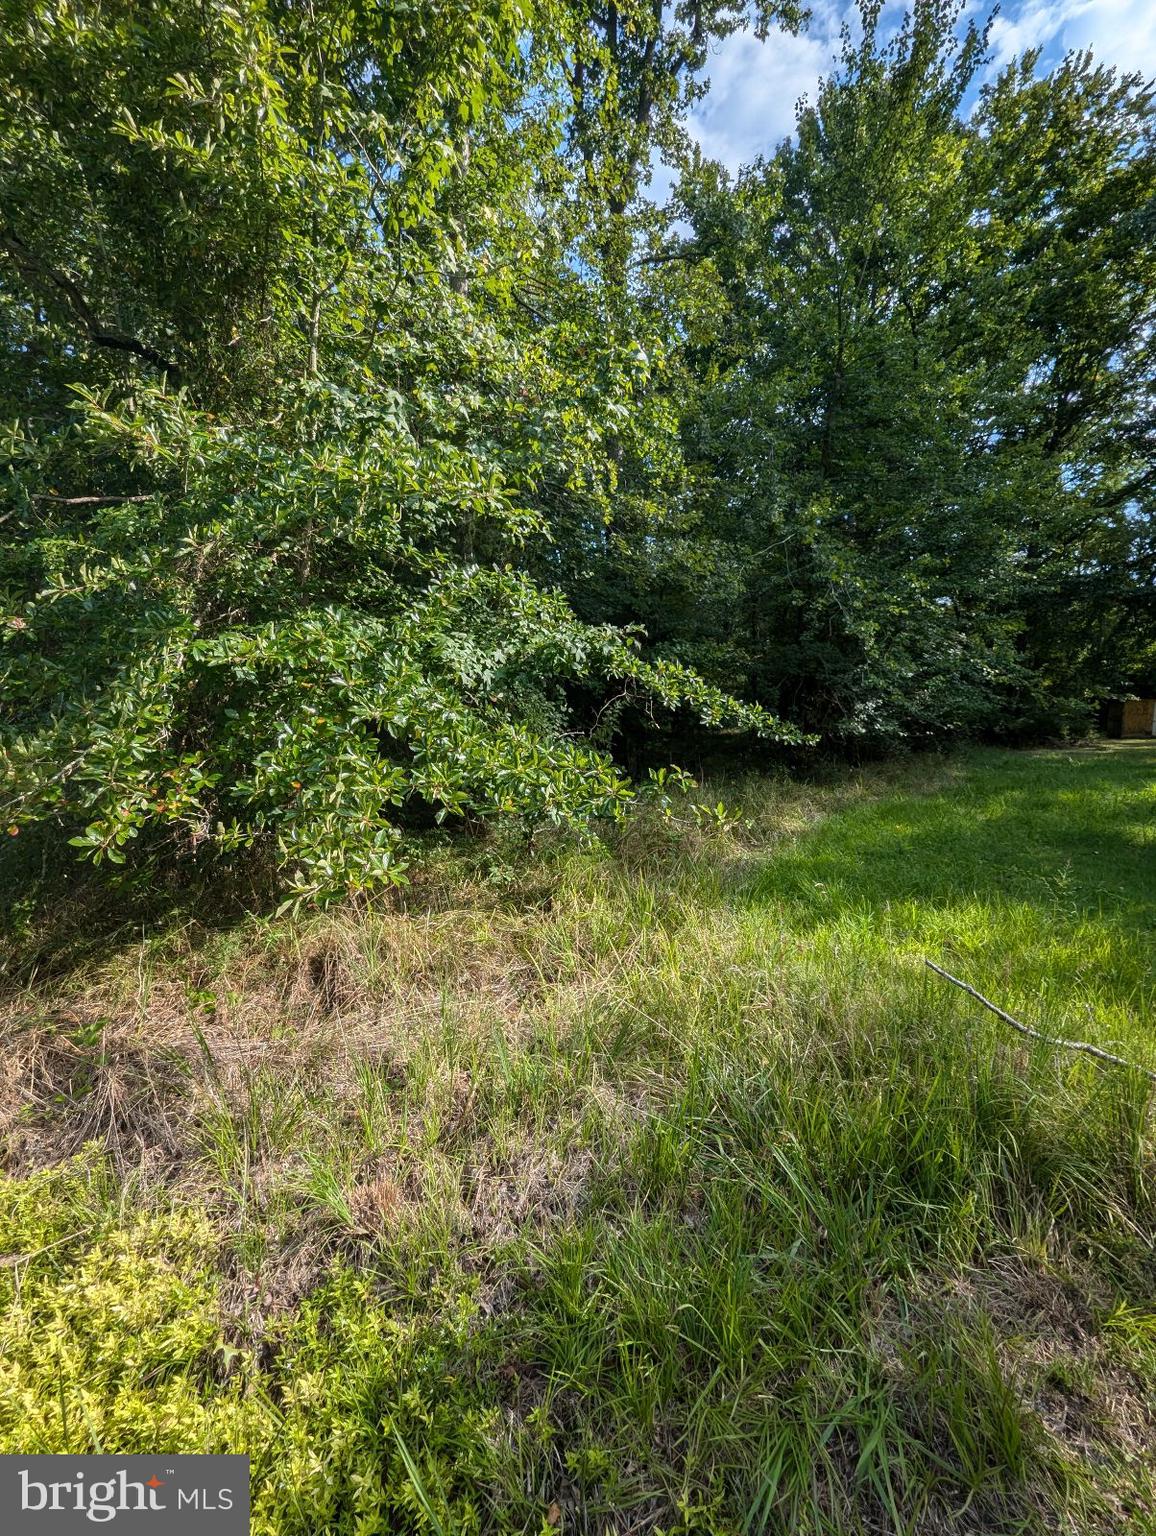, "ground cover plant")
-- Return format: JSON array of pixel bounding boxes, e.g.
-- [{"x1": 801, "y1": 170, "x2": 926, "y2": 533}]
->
[{"x1": 1, "y1": 743, "x2": 1153, "y2": 1533}]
